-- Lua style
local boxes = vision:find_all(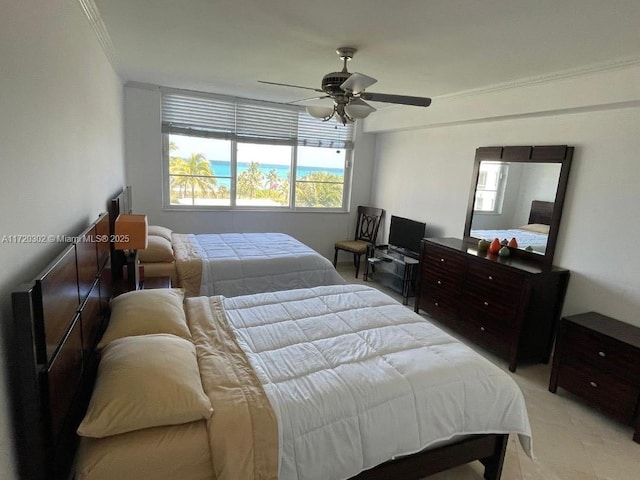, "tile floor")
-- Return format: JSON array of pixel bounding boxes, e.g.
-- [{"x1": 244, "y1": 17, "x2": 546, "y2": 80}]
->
[{"x1": 336, "y1": 264, "x2": 640, "y2": 480}]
